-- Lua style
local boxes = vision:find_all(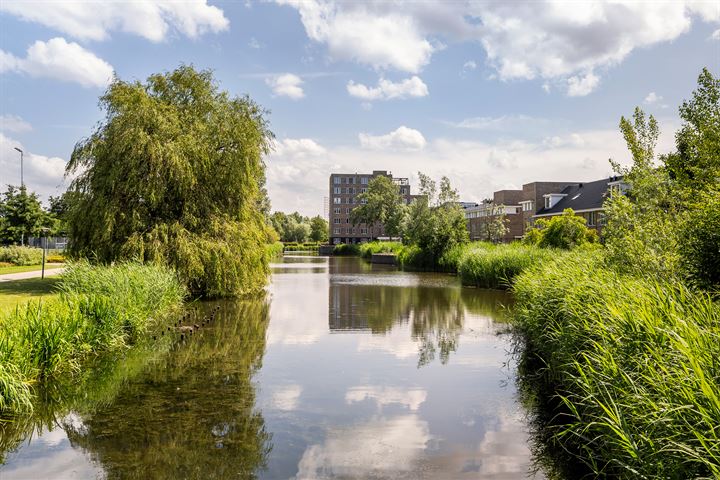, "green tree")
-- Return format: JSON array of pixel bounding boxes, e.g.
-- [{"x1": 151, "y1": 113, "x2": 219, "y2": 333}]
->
[
  {"x1": 478, "y1": 204, "x2": 509, "y2": 243},
  {"x1": 0, "y1": 185, "x2": 53, "y2": 245},
  {"x1": 350, "y1": 175, "x2": 407, "y2": 238},
  {"x1": 310, "y1": 215, "x2": 328, "y2": 242},
  {"x1": 66, "y1": 65, "x2": 274, "y2": 297},
  {"x1": 526, "y1": 208, "x2": 597, "y2": 249},
  {"x1": 603, "y1": 107, "x2": 681, "y2": 277},
  {"x1": 403, "y1": 173, "x2": 468, "y2": 264}
]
